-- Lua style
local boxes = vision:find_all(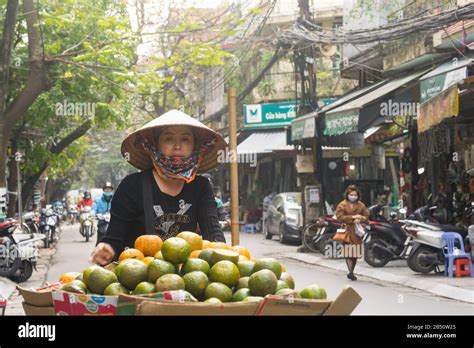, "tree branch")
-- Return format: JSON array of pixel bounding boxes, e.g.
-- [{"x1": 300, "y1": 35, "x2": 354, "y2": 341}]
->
[
  {"x1": 21, "y1": 119, "x2": 92, "y2": 206},
  {"x1": 50, "y1": 119, "x2": 92, "y2": 154}
]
